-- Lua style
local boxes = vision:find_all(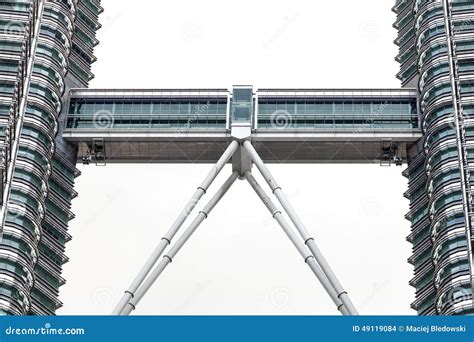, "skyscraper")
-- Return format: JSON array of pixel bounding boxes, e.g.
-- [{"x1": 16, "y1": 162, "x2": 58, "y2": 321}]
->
[
  {"x1": 0, "y1": 0, "x2": 472, "y2": 316},
  {"x1": 0, "y1": 0, "x2": 101, "y2": 315},
  {"x1": 394, "y1": 0, "x2": 474, "y2": 315}
]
